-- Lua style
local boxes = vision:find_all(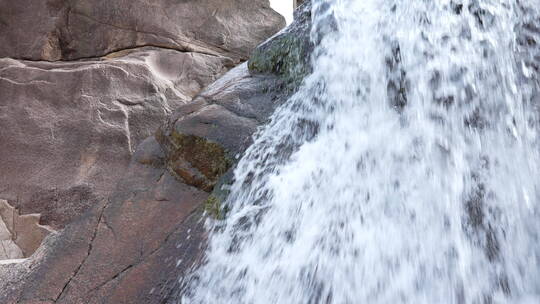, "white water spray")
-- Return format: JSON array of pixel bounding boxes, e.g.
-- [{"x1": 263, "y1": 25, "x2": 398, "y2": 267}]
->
[{"x1": 183, "y1": 1, "x2": 540, "y2": 303}]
